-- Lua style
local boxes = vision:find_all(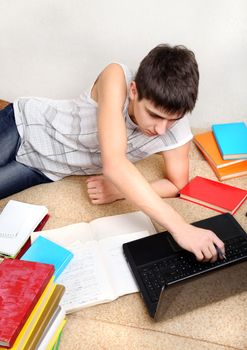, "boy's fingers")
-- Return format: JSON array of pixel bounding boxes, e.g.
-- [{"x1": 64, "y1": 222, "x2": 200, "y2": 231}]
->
[
  {"x1": 201, "y1": 247, "x2": 214, "y2": 261},
  {"x1": 194, "y1": 250, "x2": 204, "y2": 262},
  {"x1": 87, "y1": 181, "x2": 97, "y2": 189},
  {"x1": 86, "y1": 175, "x2": 102, "y2": 183},
  {"x1": 213, "y1": 237, "x2": 225, "y2": 256},
  {"x1": 208, "y1": 244, "x2": 218, "y2": 262},
  {"x1": 86, "y1": 177, "x2": 96, "y2": 183},
  {"x1": 87, "y1": 186, "x2": 97, "y2": 194},
  {"x1": 194, "y1": 241, "x2": 222, "y2": 263},
  {"x1": 88, "y1": 192, "x2": 99, "y2": 199}
]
